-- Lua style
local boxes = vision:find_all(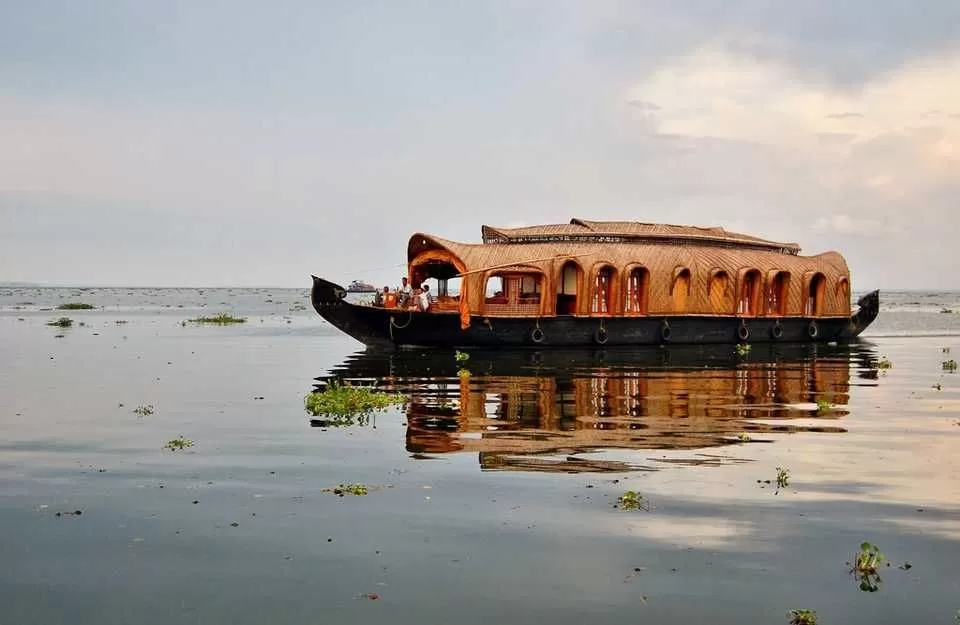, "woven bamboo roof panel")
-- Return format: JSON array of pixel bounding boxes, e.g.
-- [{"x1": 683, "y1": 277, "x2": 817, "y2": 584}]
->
[
  {"x1": 481, "y1": 219, "x2": 801, "y2": 253},
  {"x1": 410, "y1": 234, "x2": 839, "y2": 278}
]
